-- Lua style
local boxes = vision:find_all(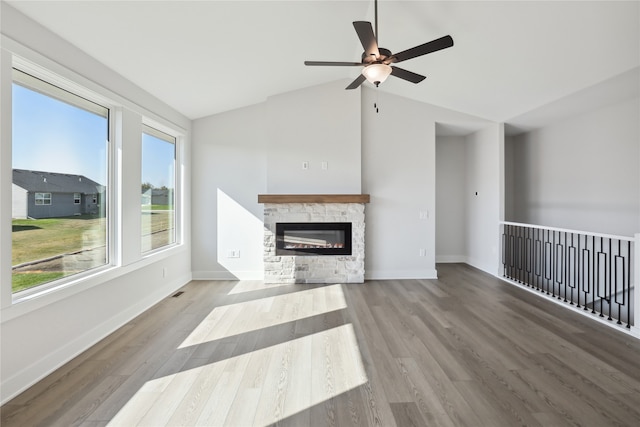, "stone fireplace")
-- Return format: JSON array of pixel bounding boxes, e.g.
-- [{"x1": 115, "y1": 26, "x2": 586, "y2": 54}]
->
[{"x1": 259, "y1": 194, "x2": 369, "y2": 284}]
